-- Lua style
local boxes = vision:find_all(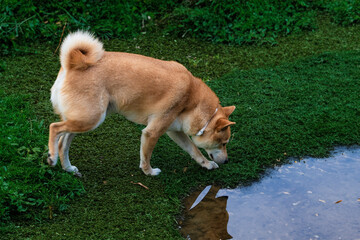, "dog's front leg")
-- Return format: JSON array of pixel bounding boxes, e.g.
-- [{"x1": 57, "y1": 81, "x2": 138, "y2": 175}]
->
[
  {"x1": 139, "y1": 127, "x2": 162, "y2": 176},
  {"x1": 166, "y1": 131, "x2": 219, "y2": 170}
]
